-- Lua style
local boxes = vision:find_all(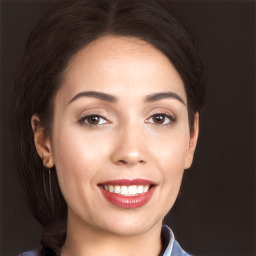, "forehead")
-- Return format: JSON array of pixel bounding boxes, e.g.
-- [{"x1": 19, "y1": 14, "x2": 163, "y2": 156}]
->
[{"x1": 58, "y1": 35, "x2": 186, "y2": 104}]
